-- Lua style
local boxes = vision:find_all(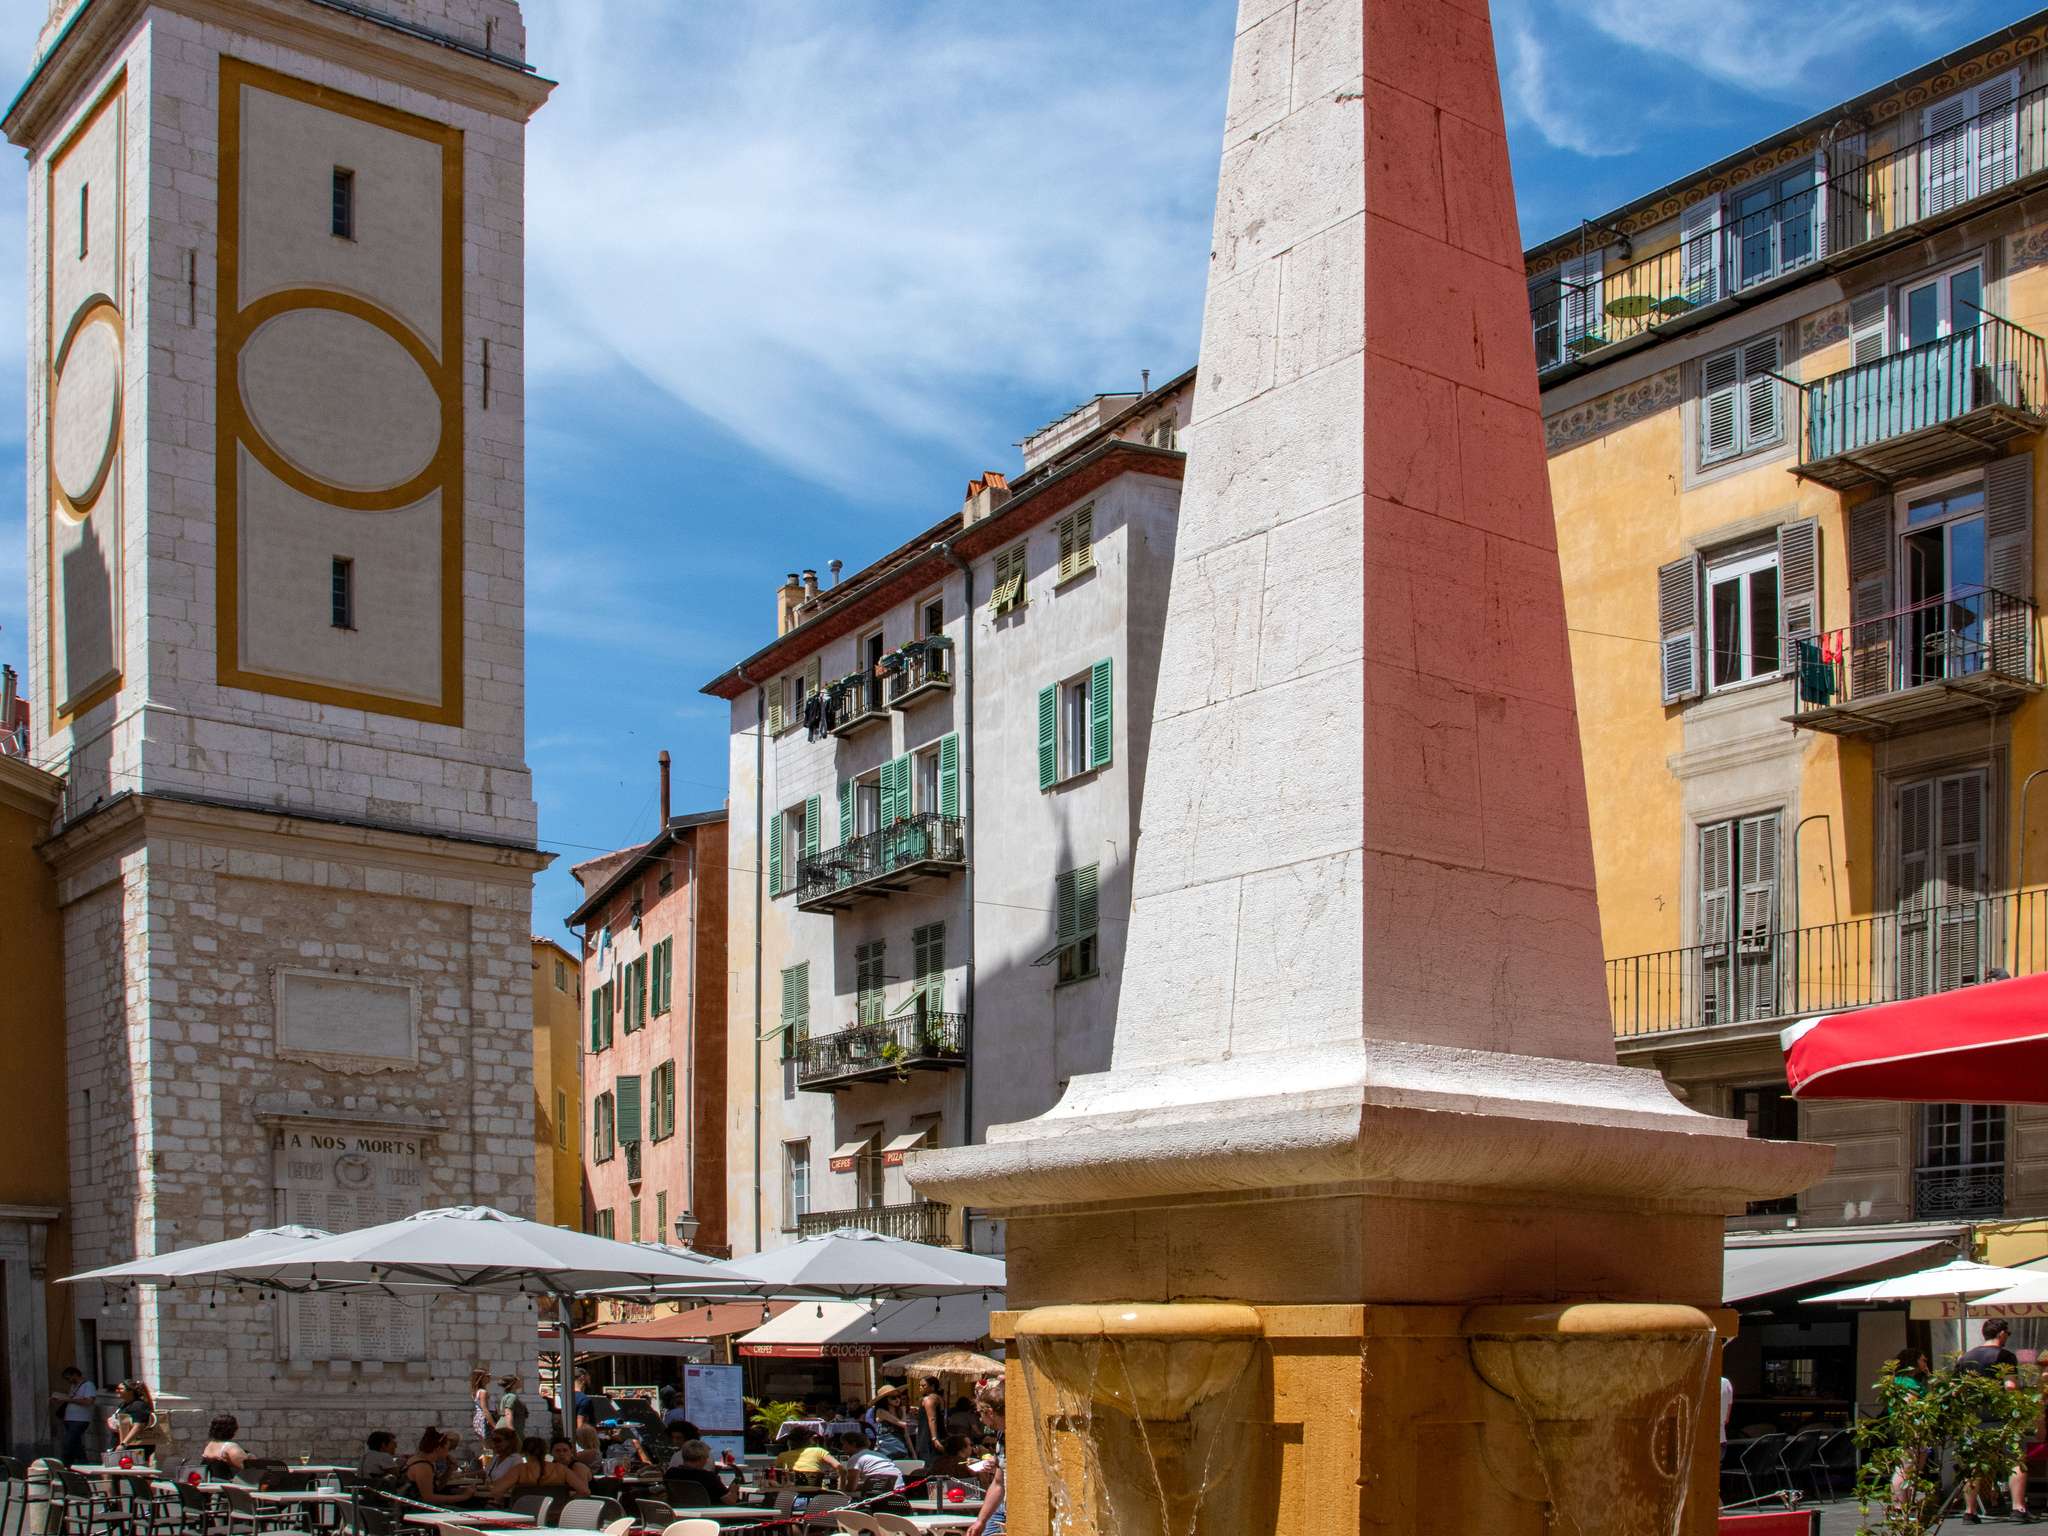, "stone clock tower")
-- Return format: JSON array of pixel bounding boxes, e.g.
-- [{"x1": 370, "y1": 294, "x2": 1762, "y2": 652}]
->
[{"x1": 6, "y1": 0, "x2": 552, "y2": 1447}]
